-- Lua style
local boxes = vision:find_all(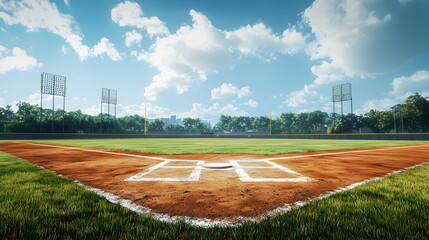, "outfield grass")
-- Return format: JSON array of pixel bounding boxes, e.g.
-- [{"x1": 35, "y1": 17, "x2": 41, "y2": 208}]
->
[
  {"x1": 7, "y1": 138, "x2": 429, "y2": 155},
  {"x1": 1, "y1": 151, "x2": 428, "y2": 239}
]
